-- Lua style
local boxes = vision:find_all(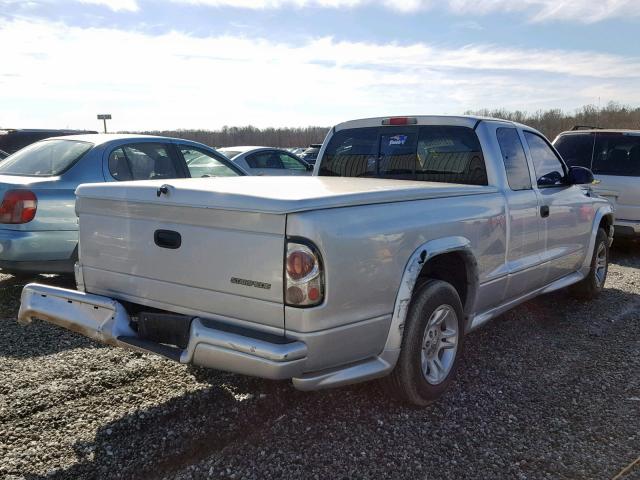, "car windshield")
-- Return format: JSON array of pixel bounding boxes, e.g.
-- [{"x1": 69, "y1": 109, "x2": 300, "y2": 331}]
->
[
  {"x1": 0, "y1": 139, "x2": 93, "y2": 177},
  {"x1": 219, "y1": 149, "x2": 242, "y2": 159},
  {"x1": 555, "y1": 132, "x2": 640, "y2": 176}
]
